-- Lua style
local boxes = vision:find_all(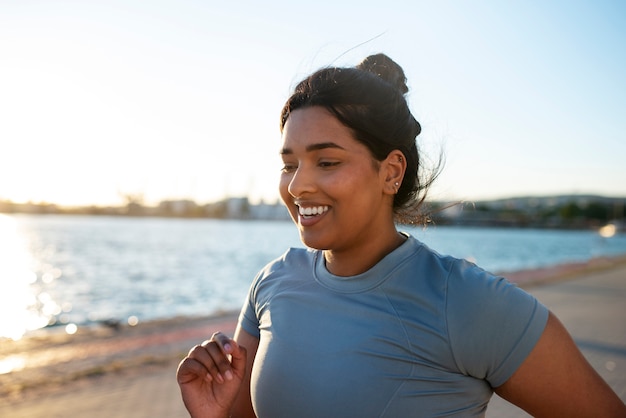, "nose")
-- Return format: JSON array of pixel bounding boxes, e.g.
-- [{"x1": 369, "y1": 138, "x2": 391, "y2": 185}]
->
[{"x1": 287, "y1": 165, "x2": 316, "y2": 198}]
